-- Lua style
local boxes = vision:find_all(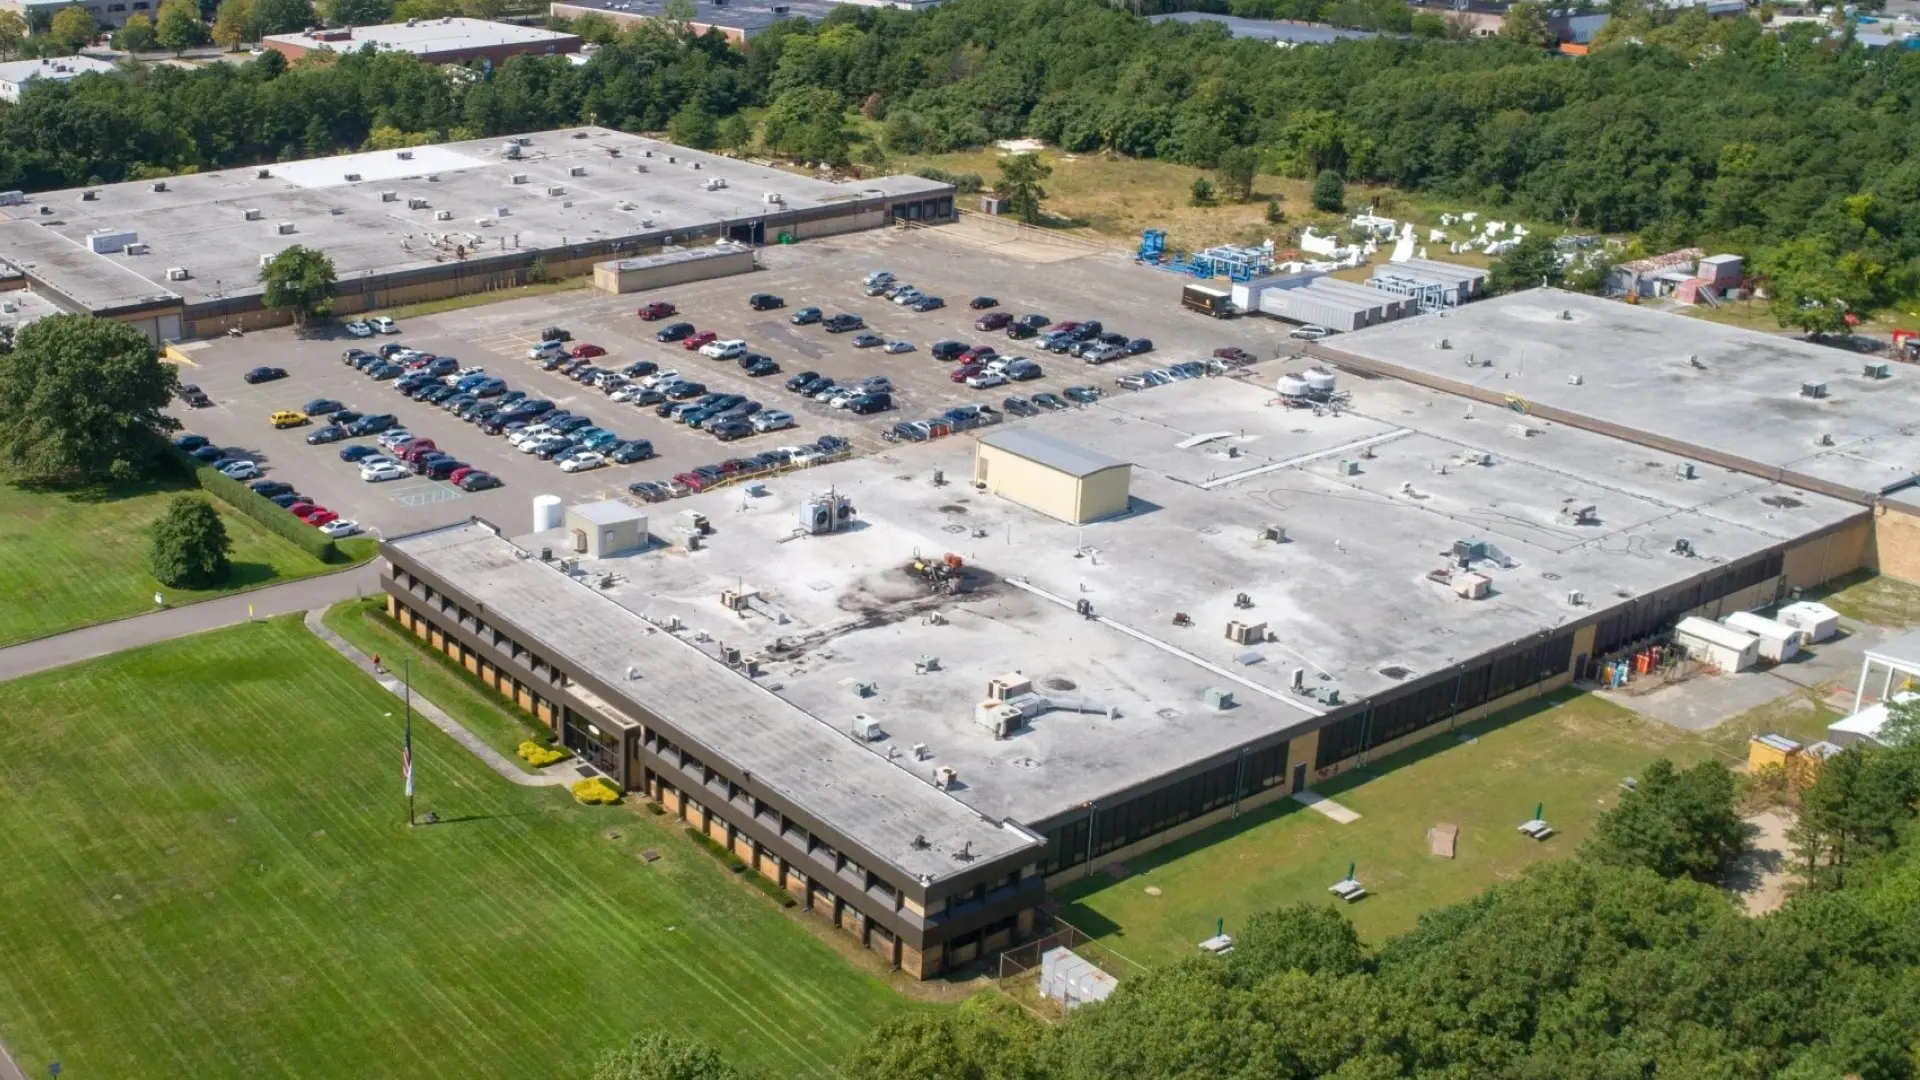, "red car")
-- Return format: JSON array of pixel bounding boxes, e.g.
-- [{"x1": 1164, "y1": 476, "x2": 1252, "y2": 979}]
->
[
  {"x1": 448, "y1": 465, "x2": 476, "y2": 485},
  {"x1": 951, "y1": 362, "x2": 984, "y2": 383},
  {"x1": 570, "y1": 343, "x2": 606, "y2": 358},
  {"x1": 1053, "y1": 321, "x2": 1082, "y2": 335},
  {"x1": 674, "y1": 471, "x2": 711, "y2": 492},
  {"x1": 291, "y1": 502, "x2": 322, "y2": 520},
  {"x1": 397, "y1": 439, "x2": 439, "y2": 463},
  {"x1": 306, "y1": 508, "x2": 340, "y2": 526},
  {"x1": 682, "y1": 331, "x2": 717, "y2": 351},
  {"x1": 961, "y1": 345, "x2": 997, "y2": 364},
  {"x1": 636, "y1": 301, "x2": 677, "y2": 321},
  {"x1": 1213, "y1": 347, "x2": 1256, "y2": 364}
]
